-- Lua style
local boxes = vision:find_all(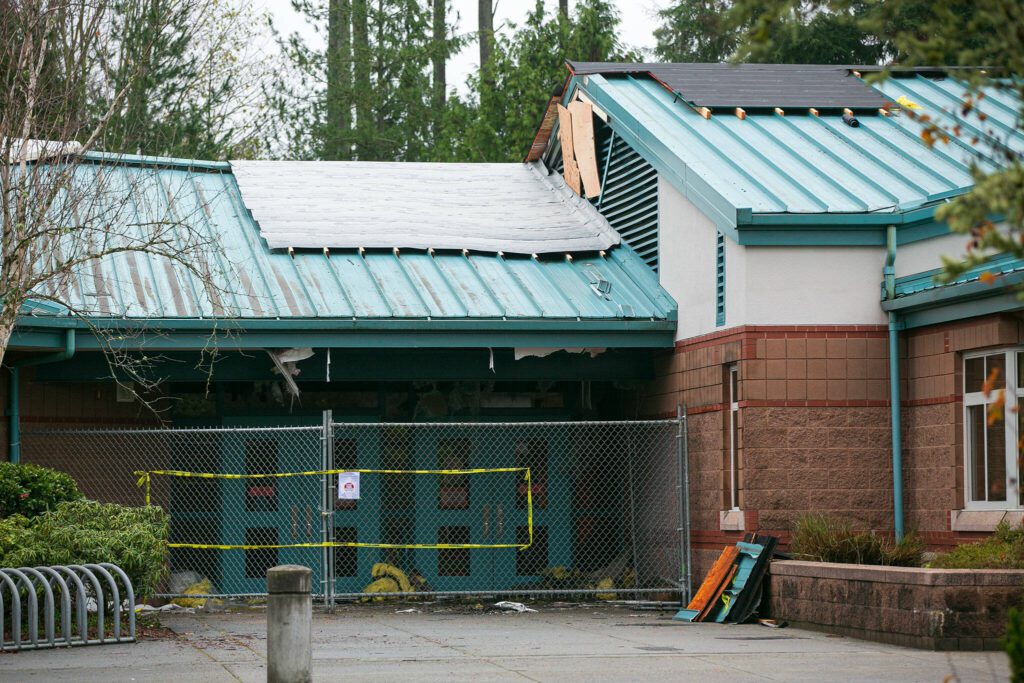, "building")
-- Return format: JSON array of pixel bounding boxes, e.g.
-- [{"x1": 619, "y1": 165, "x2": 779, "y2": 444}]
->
[
  {"x1": 5, "y1": 62, "x2": 1021, "y2": 594},
  {"x1": 532, "y1": 62, "x2": 1024, "y2": 575}
]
